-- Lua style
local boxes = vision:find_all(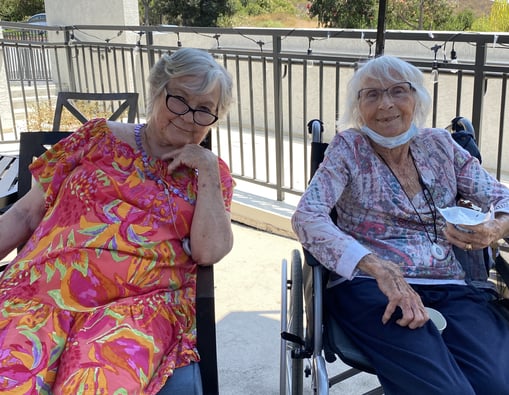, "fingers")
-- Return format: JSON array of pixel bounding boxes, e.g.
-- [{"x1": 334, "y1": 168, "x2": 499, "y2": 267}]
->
[
  {"x1": 383, "y1": 294, "x2": 429, "y2": 329},
  {"x1": 162, "y1": 144, "x2": 215, "y2": 173},
  {"x1": 395, "y1": 304, "x2": 429, "y2": 329},
  {"x1": 443, "y1": 221, "x2": 492, "y2": 251}
]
